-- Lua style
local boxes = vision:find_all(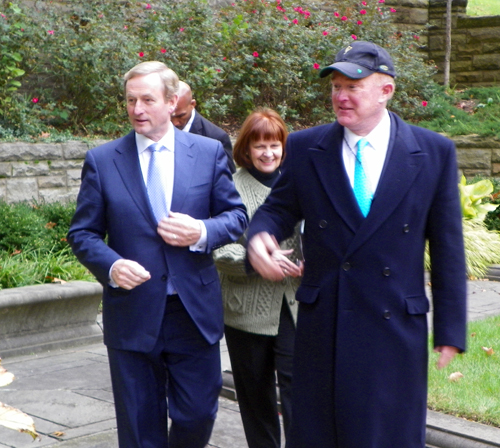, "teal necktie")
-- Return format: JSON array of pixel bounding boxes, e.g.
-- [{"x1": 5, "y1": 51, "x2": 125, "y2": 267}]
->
[
  {"x1": 353, "y1": 138, "x2": 372, "y2": 217},
  {"x1": 146, "y1": 143, "x2": 168, "y2": 223}
]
